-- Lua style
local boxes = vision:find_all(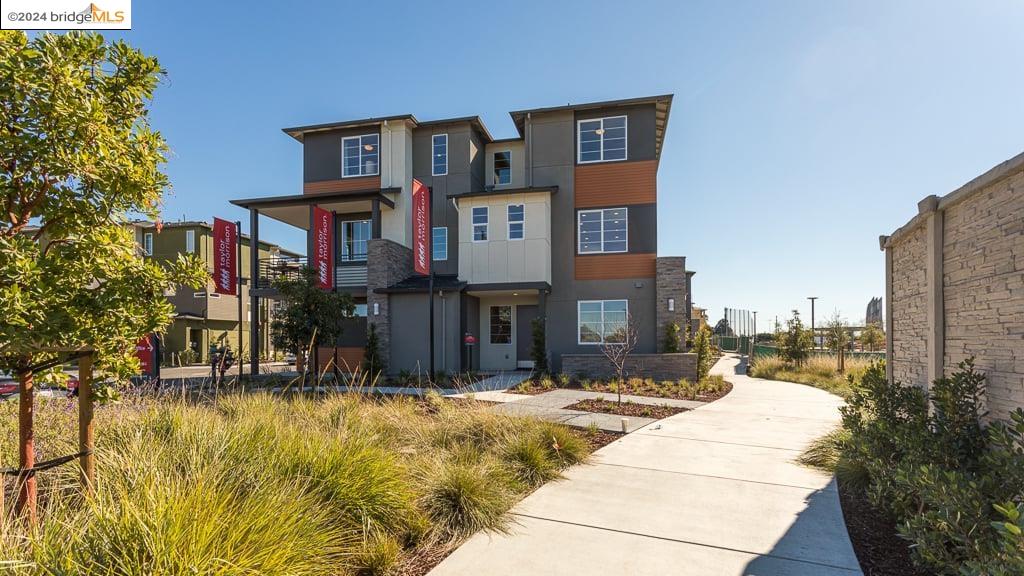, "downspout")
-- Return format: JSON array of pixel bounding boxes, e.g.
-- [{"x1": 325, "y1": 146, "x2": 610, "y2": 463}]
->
[{"x1": 526, "y1": 113, "x2": 533, "y2": 187}]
